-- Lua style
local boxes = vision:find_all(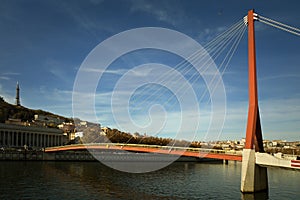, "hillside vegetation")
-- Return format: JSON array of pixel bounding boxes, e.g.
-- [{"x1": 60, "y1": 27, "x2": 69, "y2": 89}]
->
[{"x1": 0, "y1": 96, "x2": 70, "y2": 123}]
